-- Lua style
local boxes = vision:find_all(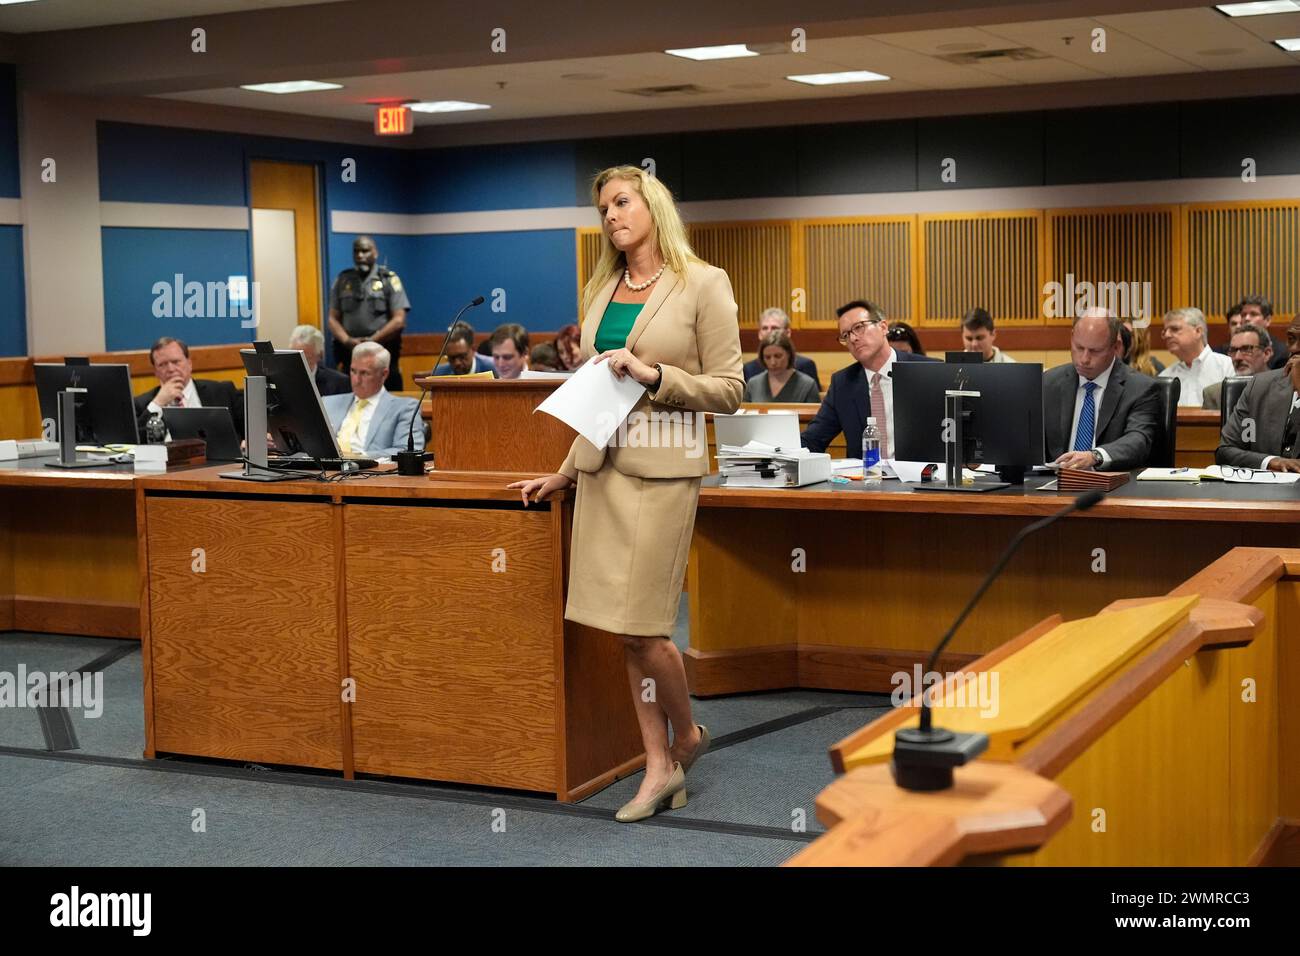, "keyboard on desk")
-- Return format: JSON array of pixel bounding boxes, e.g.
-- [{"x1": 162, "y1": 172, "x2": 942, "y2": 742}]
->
[{"x1": 266, "y1": 456, "x2": 379, "y2": 472}]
